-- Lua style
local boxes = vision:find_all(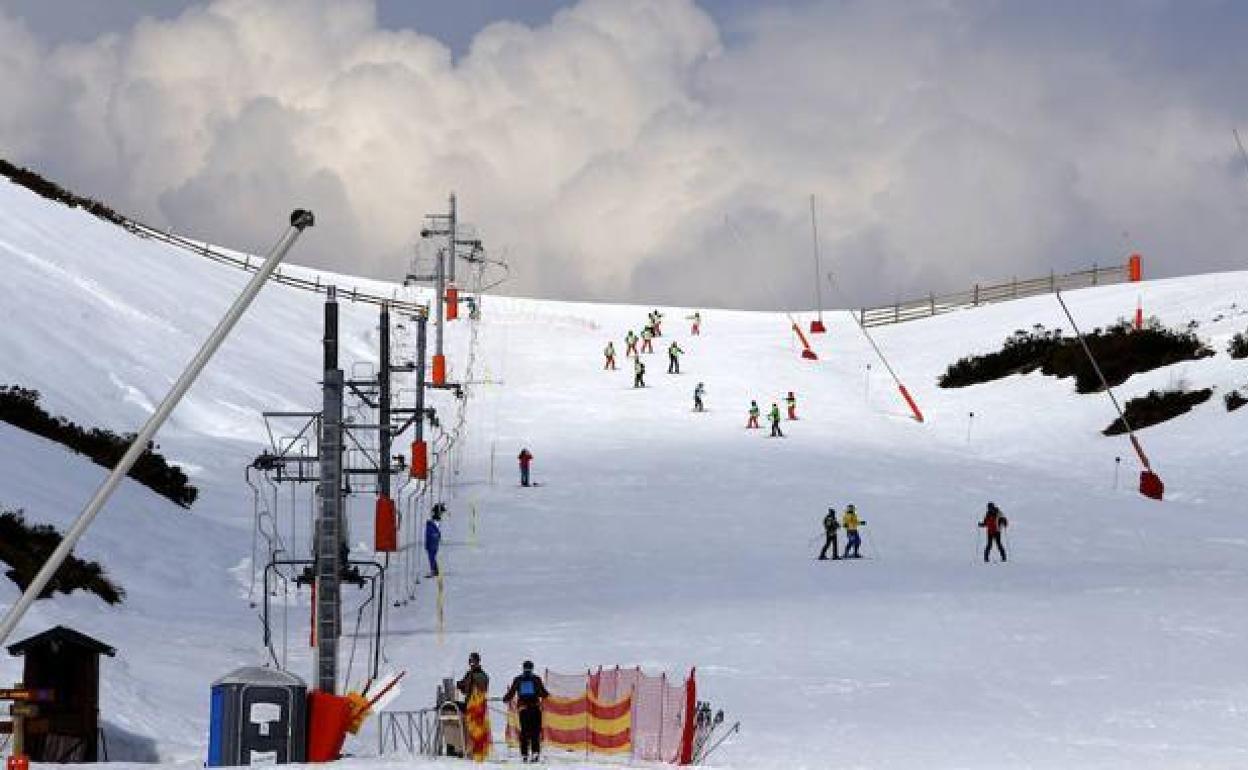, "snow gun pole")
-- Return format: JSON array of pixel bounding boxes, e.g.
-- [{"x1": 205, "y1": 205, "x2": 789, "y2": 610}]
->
[
  {"x1": 1235, "y1": 128, "x2": 1248, "y2": 184},
  {"x1": 808, "y1": 194, "x2": 826, "y2": 333},
  {"x1": 0, "y1": 209, "x2": 315, "y2": 647},
  {"x1": 827, "y1": 274, "x2": 924, "y2": 422},
  {"x1": 724, "y1": 217, "x2": 818, "y2": 359},
  {"x1": 1054, "y1": 290, "x2": 1163, "y2": 499}
]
